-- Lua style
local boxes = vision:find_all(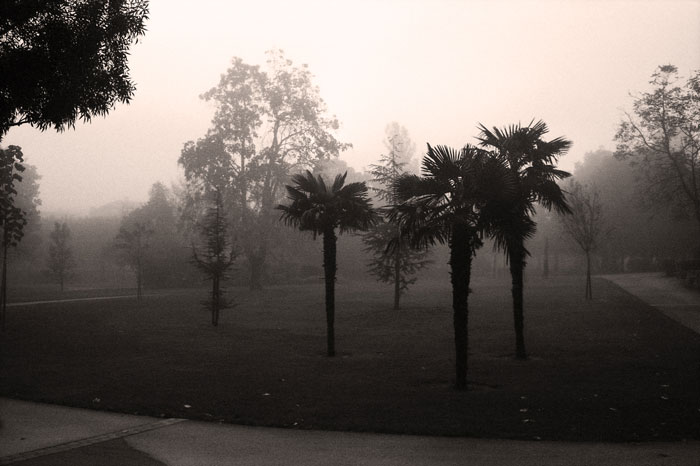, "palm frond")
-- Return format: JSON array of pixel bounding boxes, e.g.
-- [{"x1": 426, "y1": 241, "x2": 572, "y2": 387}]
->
[{"x1": 331, "y1": 171, "x2": 348, "y2": 193}]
